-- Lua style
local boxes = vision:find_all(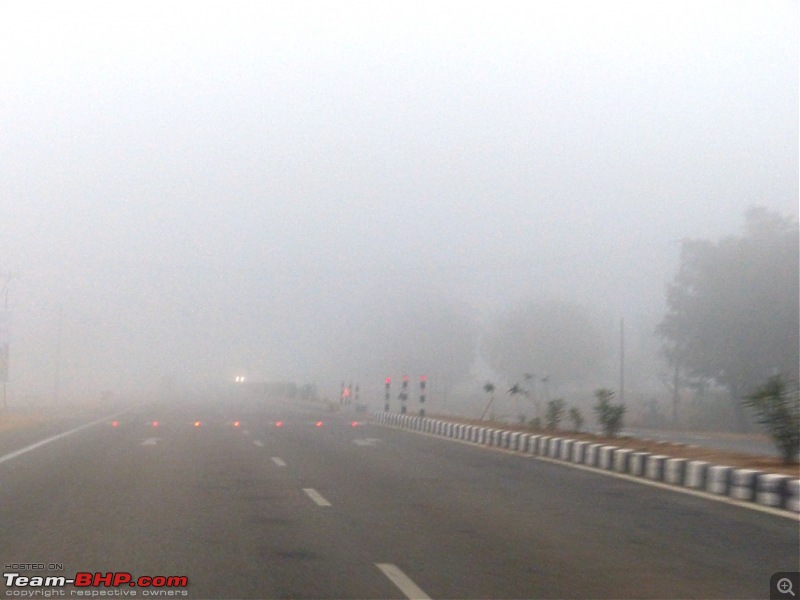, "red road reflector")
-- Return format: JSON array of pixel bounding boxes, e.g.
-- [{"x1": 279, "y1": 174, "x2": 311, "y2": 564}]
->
[
  {"x1": 152, "y1": 421, "x2": 158, "y2": 427},
  {"x1": 233, "y1": 421, "x2": 240, "y2": 427},
  {"x1": 315, "y1": 421, "x2": 323, "y2": 427},
  {"x1": 112, "y1": 421, "x2": 119, "y2": 428},
  {"x1": 352, "y1": 421, "x2": 358, "y2": 427},
  {"x1": 194, "y1": 421, "x2": 201, "y2": 427},
  {"x1": 275, "y1": 421, "x2": 283, "y2": 427}
]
